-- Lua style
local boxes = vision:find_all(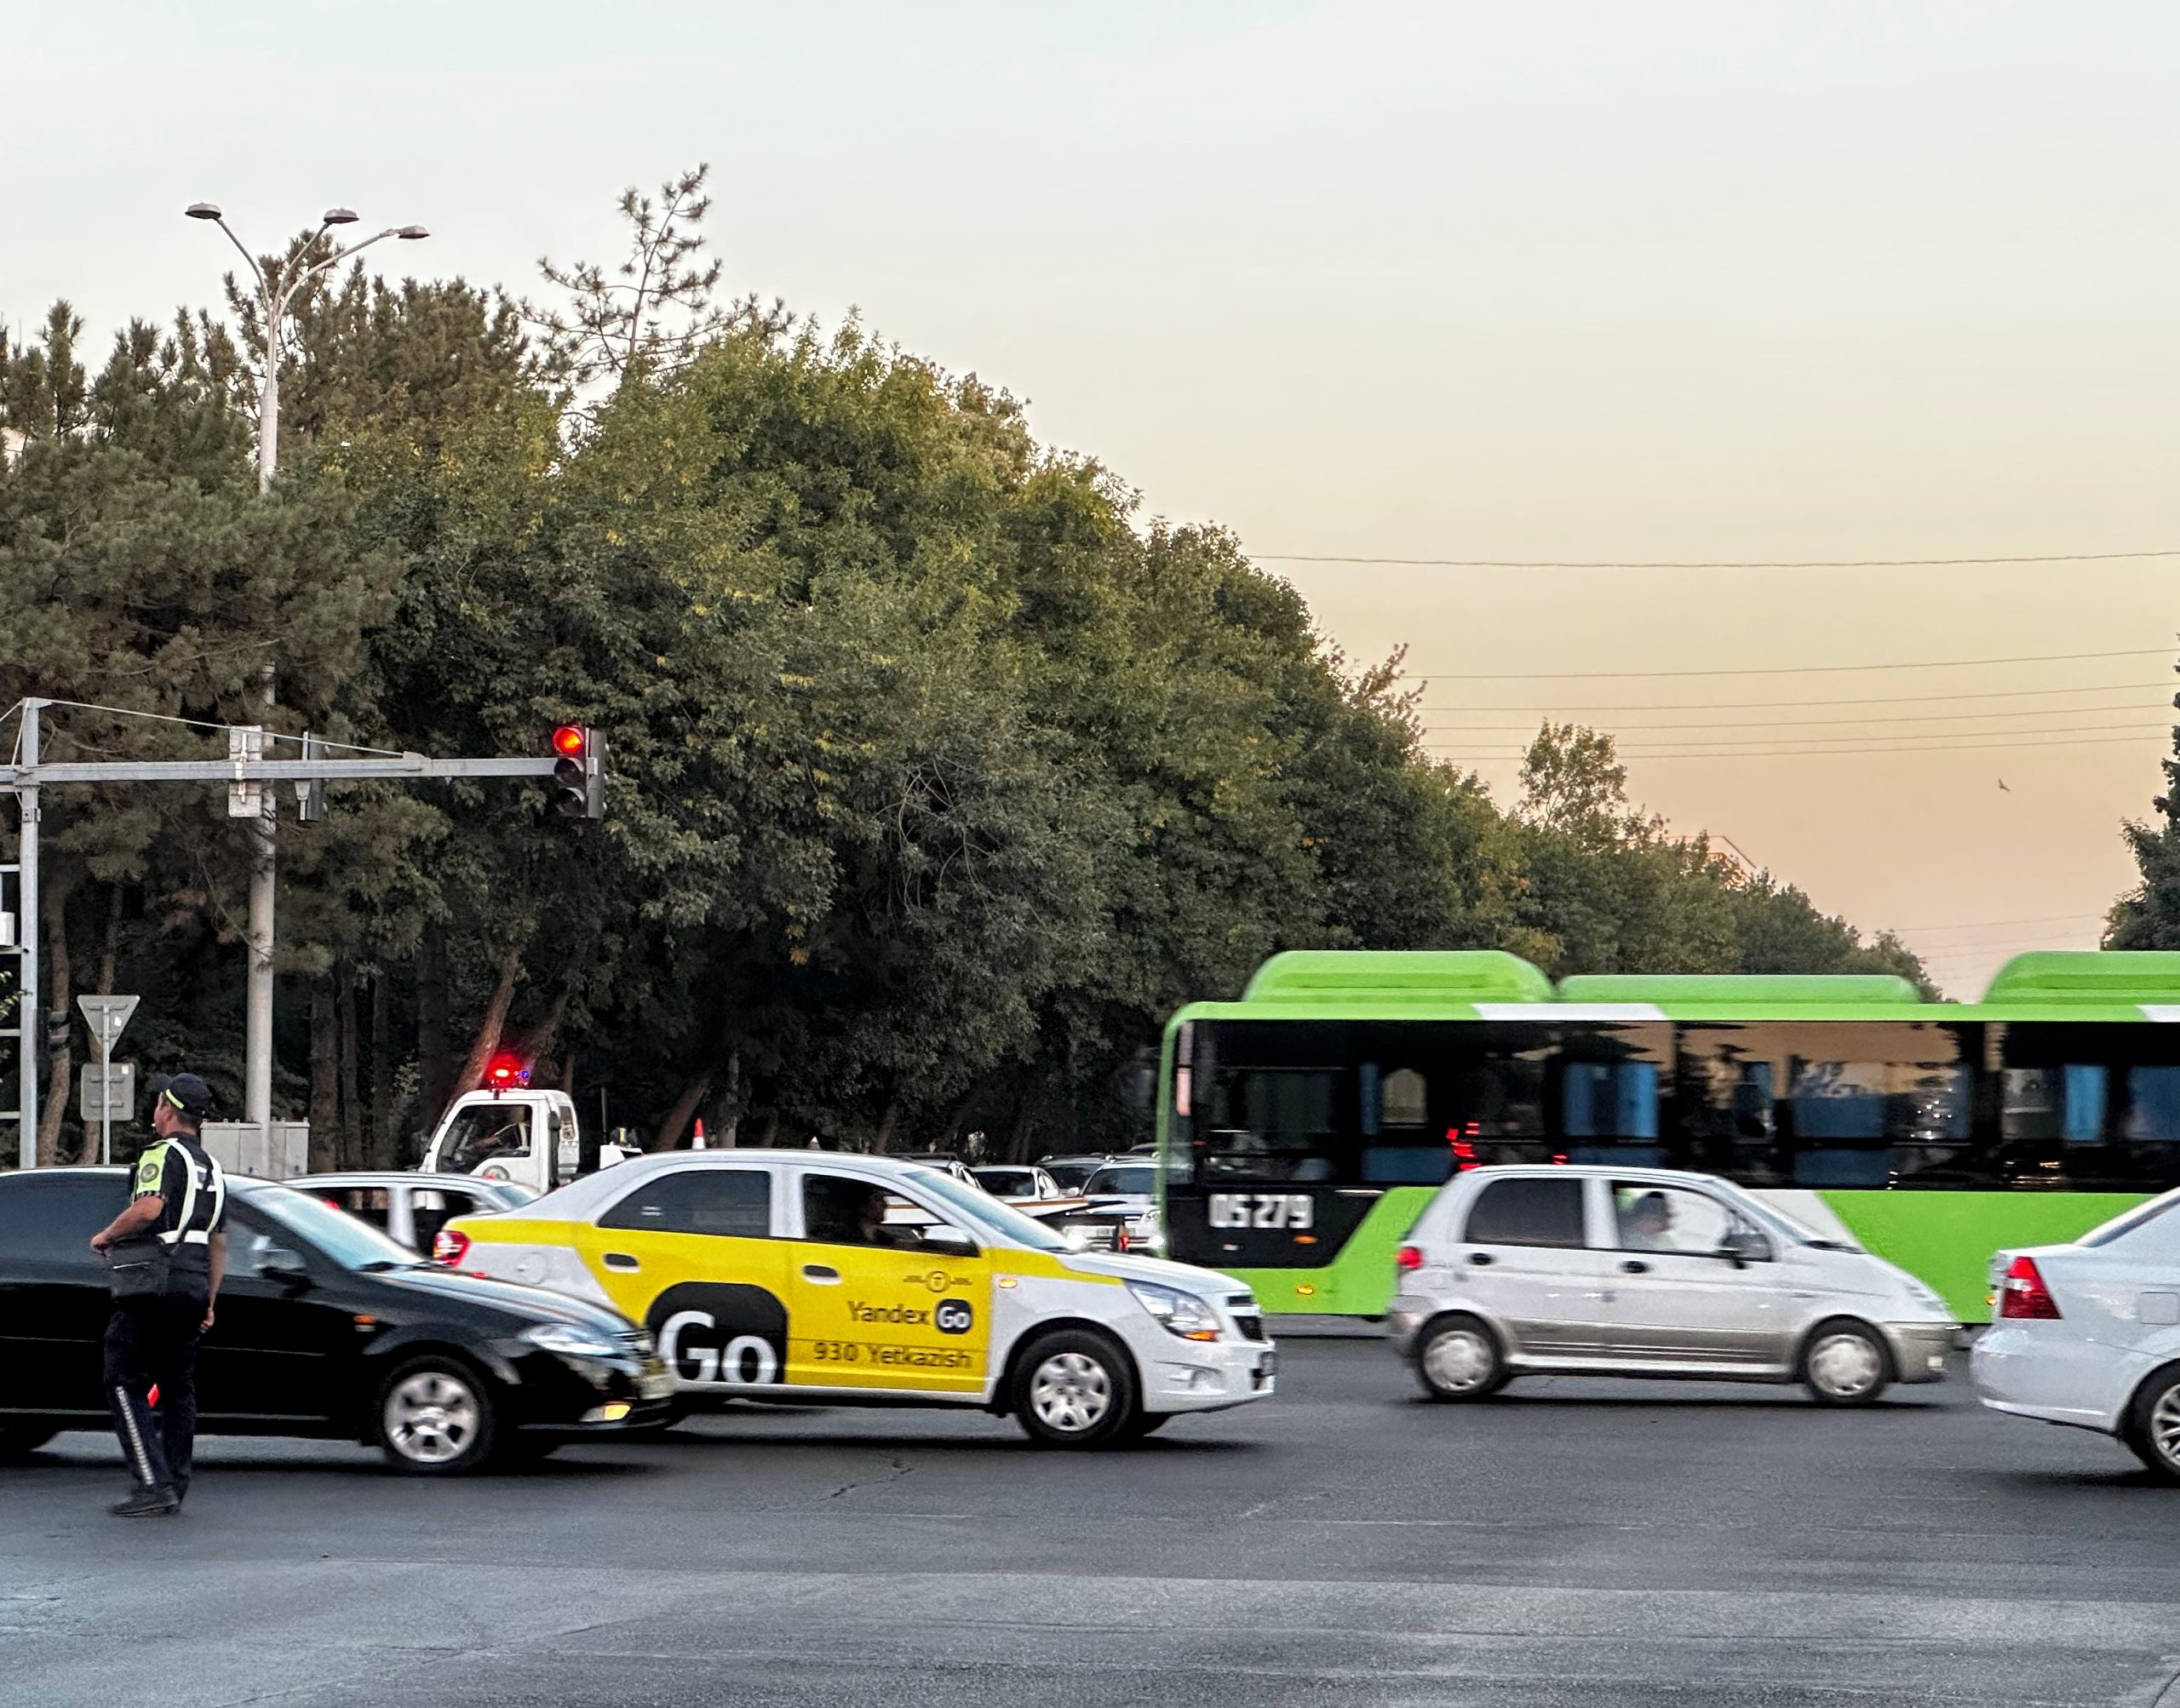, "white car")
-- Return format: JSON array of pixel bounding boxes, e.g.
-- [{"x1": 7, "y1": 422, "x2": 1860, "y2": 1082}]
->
[
  {"x1": 1971, "y1": 1188, "x2": 2180, "y2": 1480},
  {"x1": 1385, "y1": 1166, "x2": 1955, "y2": 1404},
  {"x1": 972, "y1": 1166, "x2": 1064, "y2": 1203},
  {"x1": 286, "y1": 1171, "x2": 540, "y2": 1256},
  {"x1": 1081, "y1": 1161, "x2": 1166, "y2": 1256}
]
